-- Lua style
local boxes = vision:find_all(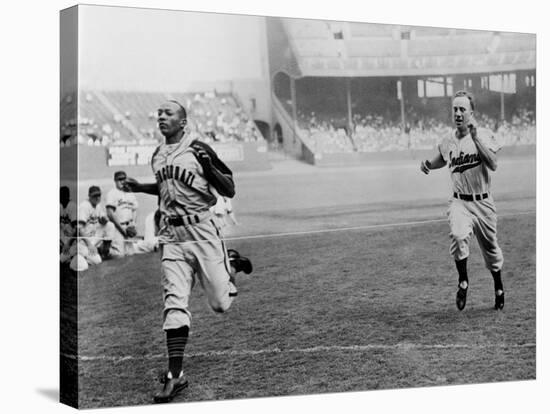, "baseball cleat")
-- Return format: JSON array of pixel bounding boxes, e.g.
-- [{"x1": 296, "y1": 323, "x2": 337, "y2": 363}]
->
[
  {"x1": 153, "y1": 371, "x2": 189, "y2": 404},
  {"x1": 494, "y1": 290, "x2": 505, "y2": 310},
  {"x1": 227, "y1": 249, "x2": 253, "y2": 274},
  {"x1": 456, "y1": 285, "x2": 468, "y2": 311},
  {"x1": 98, "y1": 241, "x2": 113, "y2": 261}
]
